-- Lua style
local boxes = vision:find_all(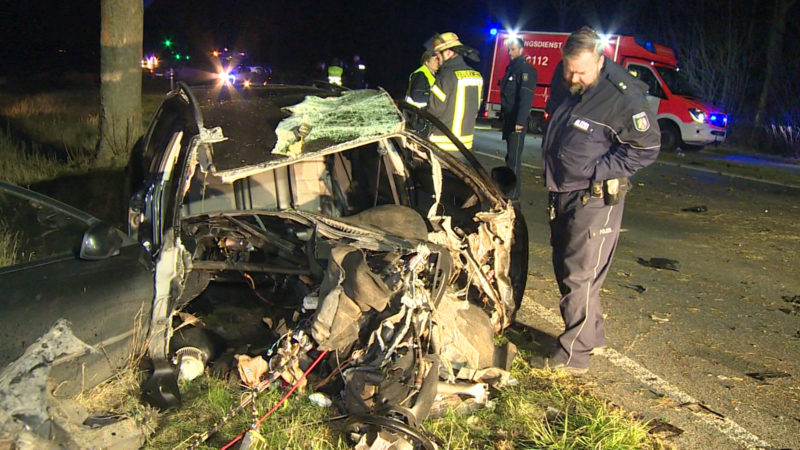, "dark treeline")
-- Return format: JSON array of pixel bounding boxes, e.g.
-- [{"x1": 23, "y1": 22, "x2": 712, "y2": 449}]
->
[{"x1": 1, "y1": 0, "x2": 797, "y2": 154}]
